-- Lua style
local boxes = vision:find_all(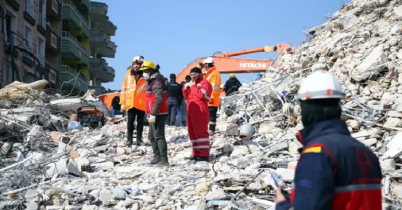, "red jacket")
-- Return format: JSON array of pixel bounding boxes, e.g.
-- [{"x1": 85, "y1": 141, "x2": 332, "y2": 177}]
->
[
  {"x1": 145, "y1": 74, "x2": 168, "y2": 116},
  {"x1": 183, "y1": 79, "x2": 212, "y2": 108}
]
